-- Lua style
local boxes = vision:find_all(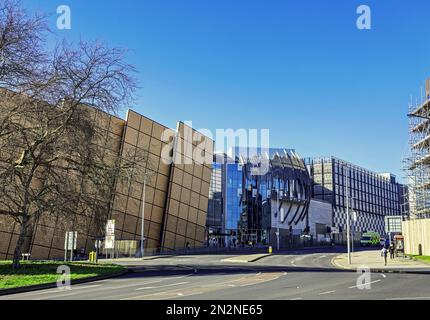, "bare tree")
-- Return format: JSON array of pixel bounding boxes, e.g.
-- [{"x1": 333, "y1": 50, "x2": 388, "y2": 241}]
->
[
  {"x1": 0, "y1": 0, "x2": 47, "y2": 88},
  {"x1": 0, "y1": 0, "x2": 144, "y2": 268}
]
